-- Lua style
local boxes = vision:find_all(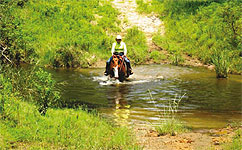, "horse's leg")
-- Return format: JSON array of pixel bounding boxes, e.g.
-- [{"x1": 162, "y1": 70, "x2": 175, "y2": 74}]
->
[{"x1": 110, "y1": 63, "x2": 114, "y2": 78}]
